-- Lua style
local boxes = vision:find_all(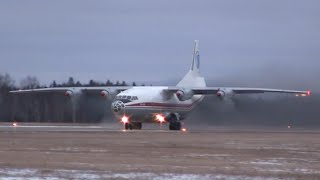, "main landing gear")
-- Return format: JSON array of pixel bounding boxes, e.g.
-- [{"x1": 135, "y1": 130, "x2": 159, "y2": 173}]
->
[
  {"x1": 169, "y1": 121, "x2": 181, "y2": 131},
  {"x1": 124, "y1": 122, "x2": 142, "y2": 130},
  {"x1": 167, "y1": 113, "x2": 182, "y2": 131}
]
